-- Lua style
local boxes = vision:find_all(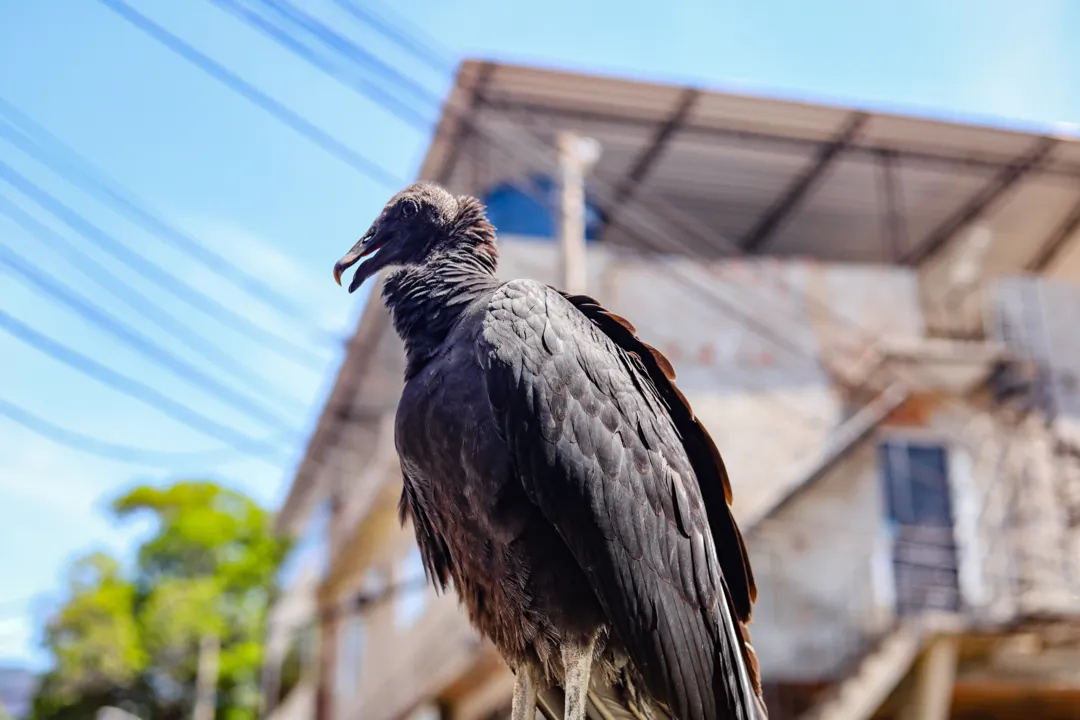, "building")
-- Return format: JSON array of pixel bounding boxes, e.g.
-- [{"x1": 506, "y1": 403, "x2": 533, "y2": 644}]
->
[{"x1": 260, "y1": 60, "x2": 1080, "y2": 720}]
